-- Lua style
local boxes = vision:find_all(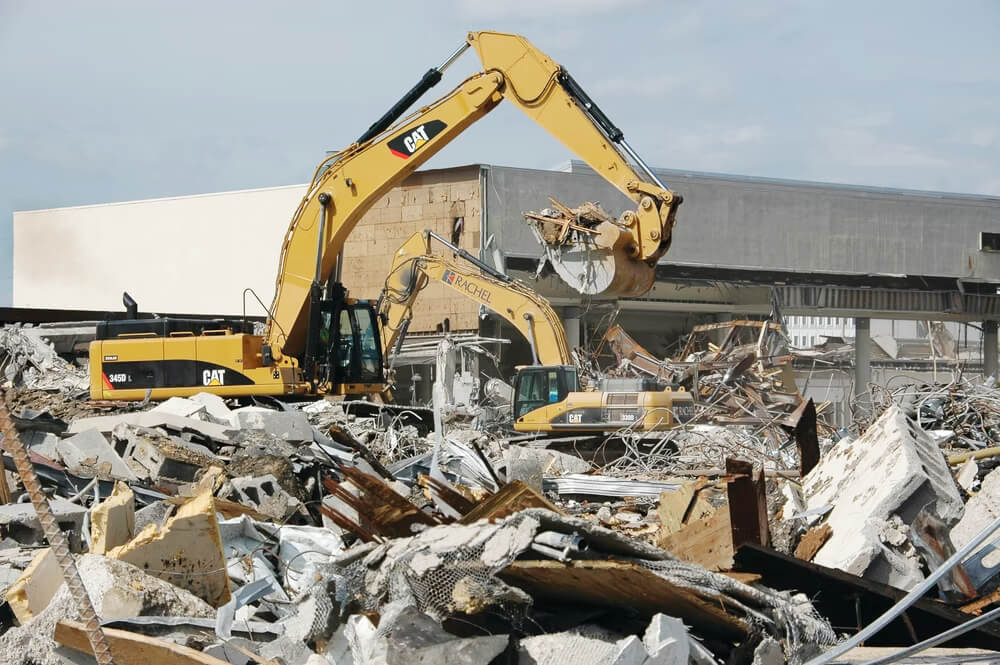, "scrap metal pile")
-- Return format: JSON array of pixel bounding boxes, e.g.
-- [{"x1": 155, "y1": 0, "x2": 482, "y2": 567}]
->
[{"x1": 0, "y1": 327, "x2": 999, "y2": 664}]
